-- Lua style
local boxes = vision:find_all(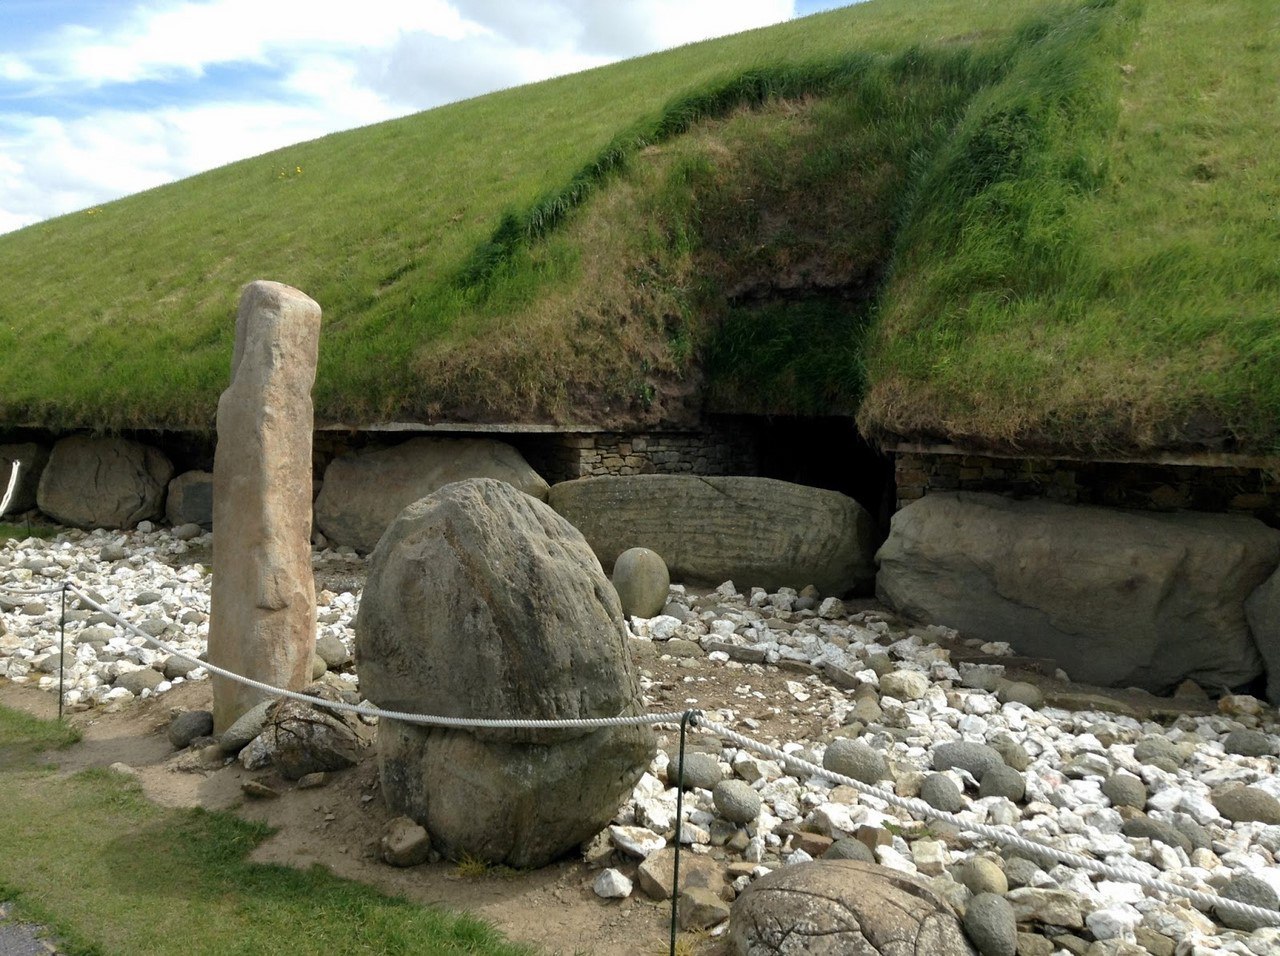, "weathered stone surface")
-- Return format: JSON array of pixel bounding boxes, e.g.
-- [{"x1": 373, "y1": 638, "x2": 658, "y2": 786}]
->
[
  {"x1": 314, "y1": 437, "x2": 549, "y2": 553},
  {"x1": 0, "y1": 443, "x2": 49, "y2": 515},
  {"x1": 357, "y1": 478, "x2": 654, "y2": 869},
  {"x1": 1245, "y1": 568, "x2": 1280, "y2": 704},
  {"x1": 550, "y1": 475, "x2": 877, "y2": 595},
  {"x1": 638, "y1": 847, "x2": 728, "y2": 901},
  {"x1": 877, "y1": 493, "x2": 1280, "y2": 693},
  {"x1": 168, "y1": 710, "x2": 214, "y2": 750},
  {"x1": 165, "y1": 470, "x2": 214, "y2": 529},
  {"x1": 36, "y1": 436, "x2": 172, "y2": 529},
  {"x1": 113, "y1": 666, "x2": 164, "y2": 695},
  {"x1": 208, "y1": 281, "x2": 320, "y2": 733},
  {"x1": 611, "y1": 547, "x2": 670, "y2": 619},
  {"x1": 729, "y1": 860, "x2": 975, "y2": 955},
  {"x1": 381, "y1": 816, "x2": 431, "y2": 867},
  {"x1": 264, "y1": 684, "x2": 360, "y2": 780}
]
